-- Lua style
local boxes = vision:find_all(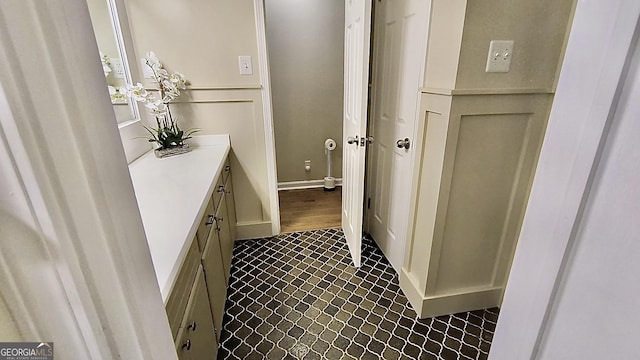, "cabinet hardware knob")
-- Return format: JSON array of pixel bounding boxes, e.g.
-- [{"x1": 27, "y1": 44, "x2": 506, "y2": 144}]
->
[
  {"x1": 225, "y1": 165, "x2": 231, "y2": 172},
  {"x1": 182, "y1": 339, "x2": 191, "y2": 351},
  {"x1": 206, "y1": 214, "x2": 215, "y2": 226},
  {"x1": 218, "y1": 185, "x2": 225, "y2": 193},
  {"x1": 187, "y1": 321, "x2": 197, "y2": 331},
  {"x1": 215, "y1": 217, "x2": 224, "y2": 222},
  {"x1": 216, "y1": 226, "x2": 221, "y2": 232}
]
